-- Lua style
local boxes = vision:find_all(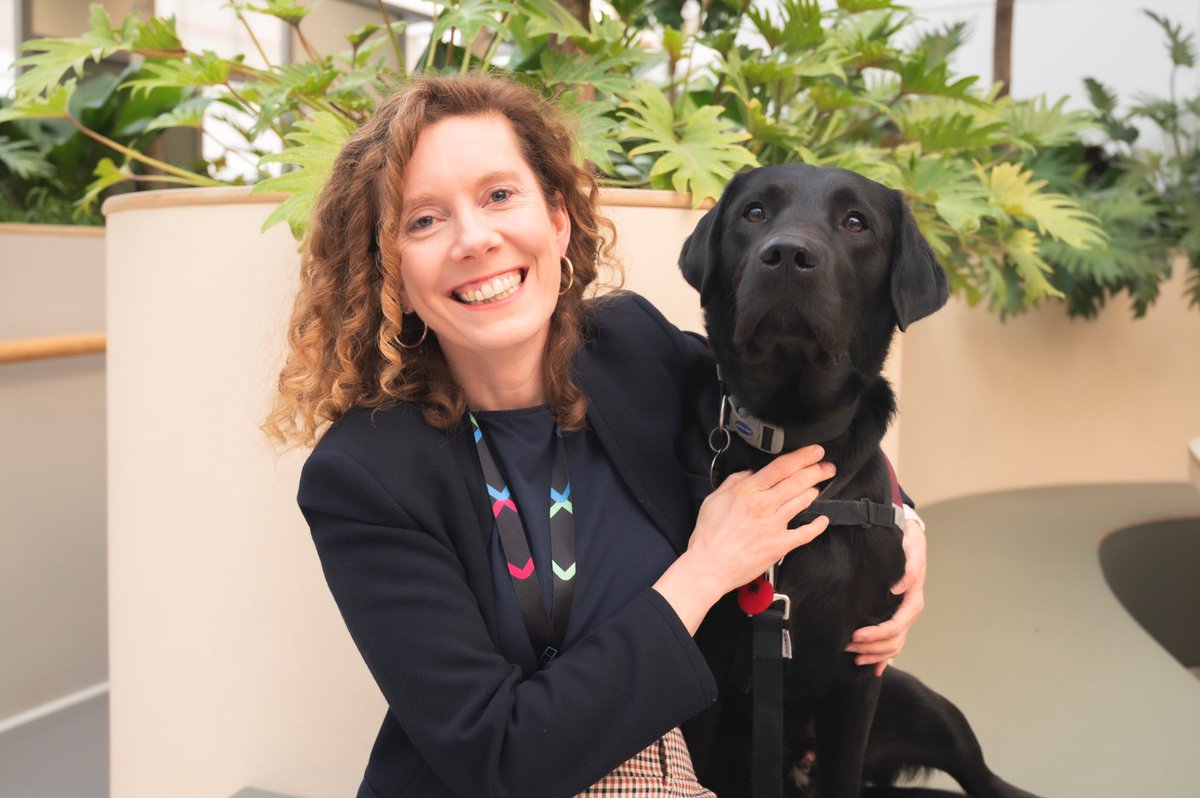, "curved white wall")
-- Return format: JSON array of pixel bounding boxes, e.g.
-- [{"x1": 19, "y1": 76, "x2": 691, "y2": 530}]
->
[{"x1": 0, "y1": 225, "x2": 107, "y2": 724}]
